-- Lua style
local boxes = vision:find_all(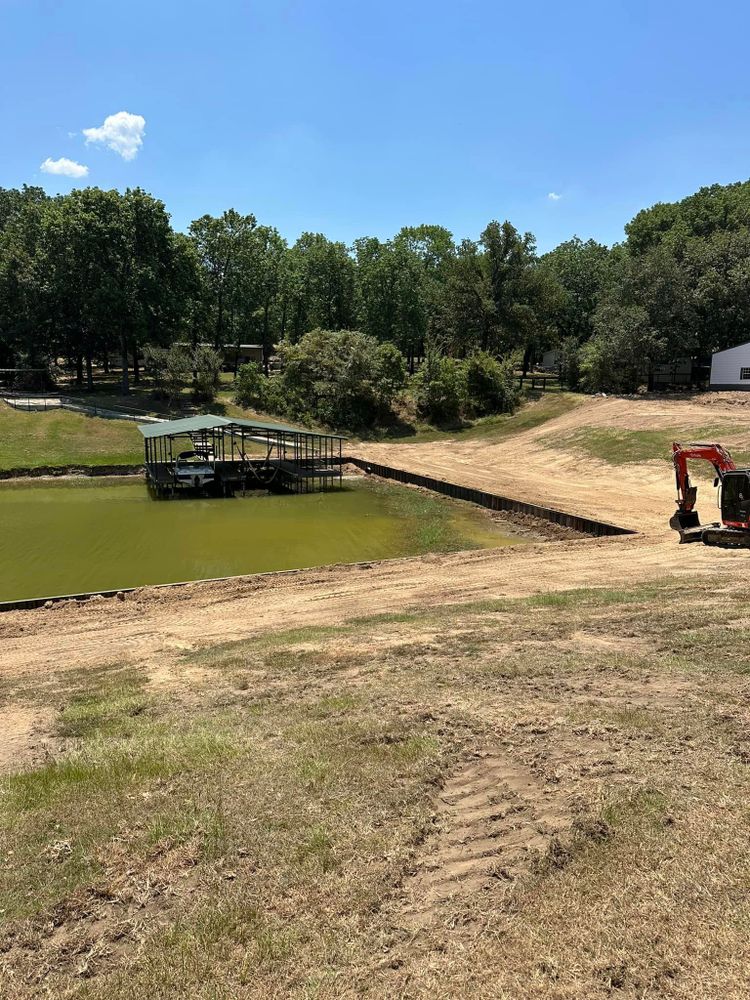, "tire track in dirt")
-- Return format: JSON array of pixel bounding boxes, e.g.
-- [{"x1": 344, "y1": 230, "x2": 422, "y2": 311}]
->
[{"x1": 399, "y1": 751, "x2": 572, "y2": 929}]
